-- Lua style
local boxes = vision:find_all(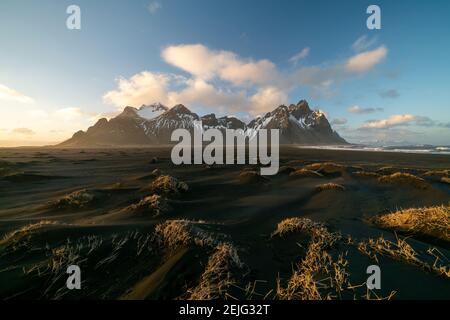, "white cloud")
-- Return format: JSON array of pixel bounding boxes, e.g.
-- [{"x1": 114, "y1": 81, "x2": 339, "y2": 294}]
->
[
  {"x1": 348, "y1": 105, "x2": 383, "y2": 114},
  {"x1": 161, "y1": 44, "x2": 279, "y2": 86},
  {"x1": 289, "y1": 47, "x2": 310, "y2": 65},
  {"x1": 352, "y1": 35, "x2": 377, "y2": 52},
  {"x1": 362, "y1": 114, "x2": 417, "y2": 129},
  {"x1": 147, "y1": 1, "x2": 162, "y2": 14},
  {"x1": 104, "y1": 43, "x2": 389, "y2": 116},
  {"x1": 103, "y1": 71, "x2": 175, "y2": 108},
  {"x1": 250, "y1": 87, "x2": 288, "y2": 115},
  {"x1": 0, "y1": 84, "x2": 34, "y2": 104},
  {"x1": 346, "y1": 46, "x2": 387, "y2": 73},
  {"x1": 170, "y1": 78, "x2": 248, "y2": 112},
  {"x1": 361, "y1": 115, "x2": 448, "y2": 130}
]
